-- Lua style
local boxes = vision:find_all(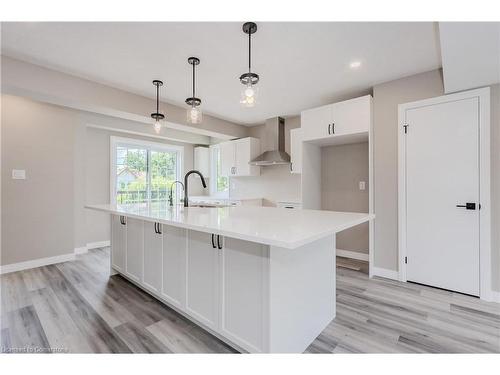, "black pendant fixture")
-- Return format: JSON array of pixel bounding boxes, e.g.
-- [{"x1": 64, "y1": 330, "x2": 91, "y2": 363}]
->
[
  {"x1": 239, "y1": 22, "x2": 259, "y2": 107},
  {"x1": 151, "y1": 80, "x2": 165, "y2": 134},
  {"x1": 186, "y1": 57, "x2": 202, "y2": 124}
]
